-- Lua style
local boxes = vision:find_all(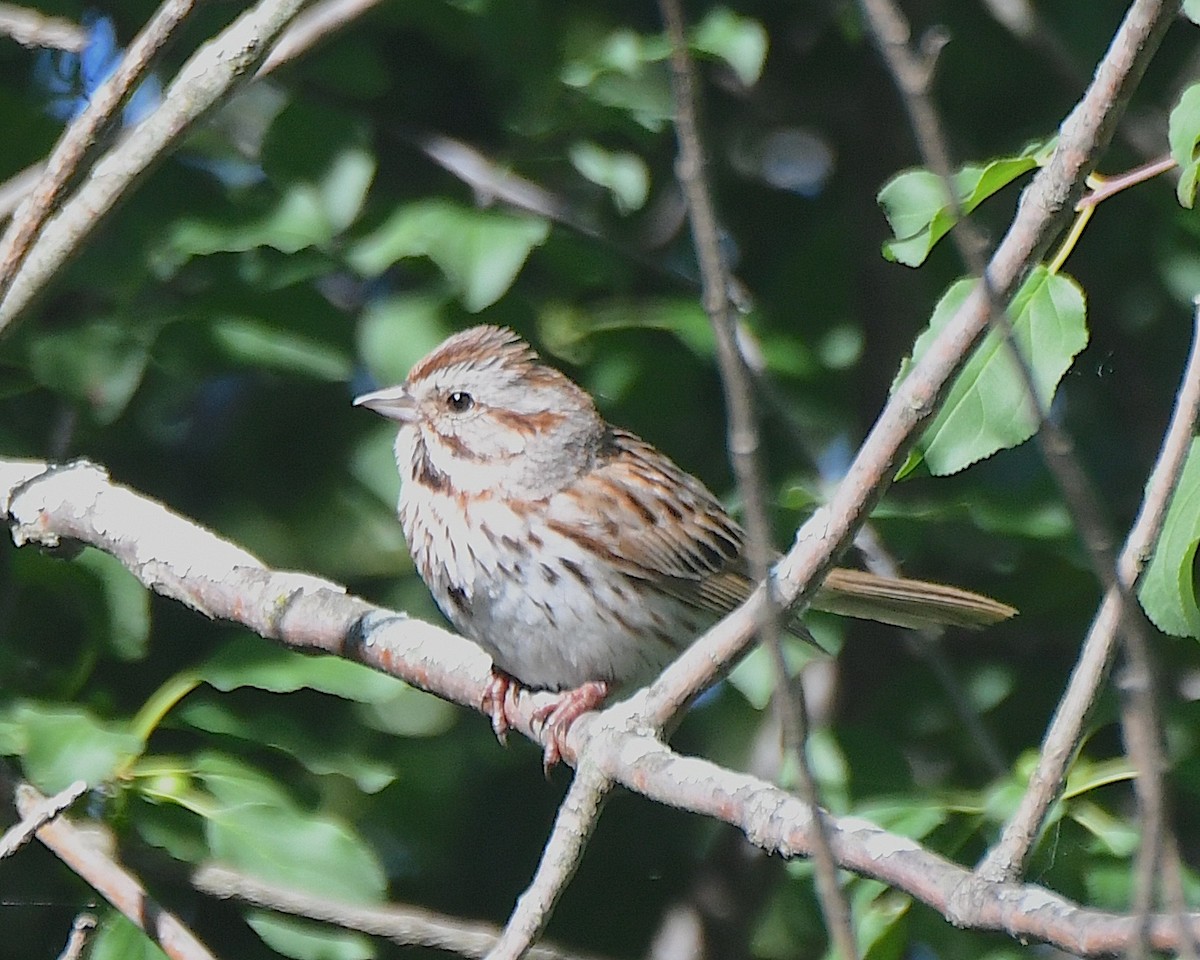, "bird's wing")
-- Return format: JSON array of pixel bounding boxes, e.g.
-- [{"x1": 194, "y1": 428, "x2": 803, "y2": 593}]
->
[
  {"x1": 544, "y1": 429, "x2": 747, "y2": 599},
  {"x1": 545, "y1": 429, "x2": 1015, "y2": 631}
]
